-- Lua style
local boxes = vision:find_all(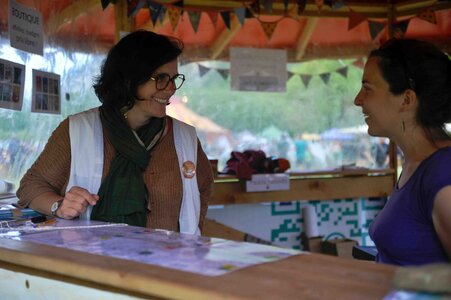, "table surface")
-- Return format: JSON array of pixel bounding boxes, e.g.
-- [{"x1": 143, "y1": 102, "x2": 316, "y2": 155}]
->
[{"x1": 0, "y1": 222, "x2": 396, "y2": 300}]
